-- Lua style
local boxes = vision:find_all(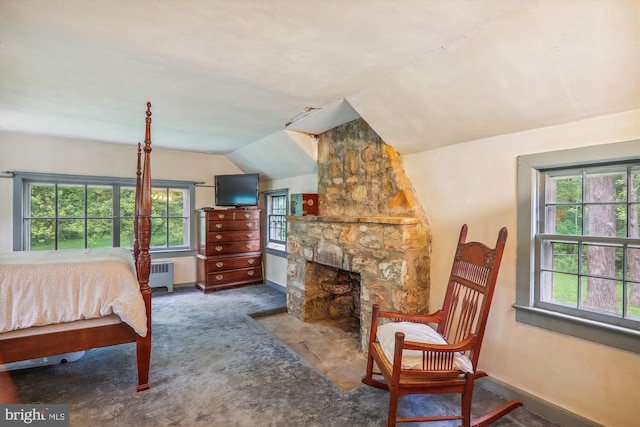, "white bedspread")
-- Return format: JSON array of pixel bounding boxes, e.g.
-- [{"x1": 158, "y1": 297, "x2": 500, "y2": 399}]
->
[{"x1": 0, "y1": 248, "x2": 147, "y2": 336}]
